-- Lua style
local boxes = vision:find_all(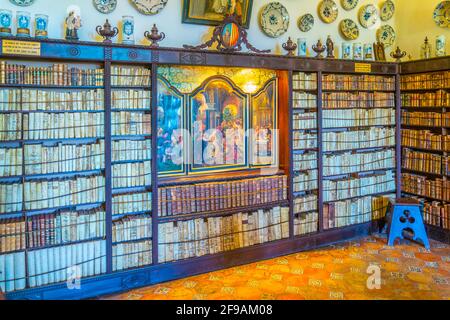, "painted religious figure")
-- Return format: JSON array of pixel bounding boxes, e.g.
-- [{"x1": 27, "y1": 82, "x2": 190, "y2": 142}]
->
[{"x1": 65, "y1": 11, "x2": 81, "y2": 41}]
